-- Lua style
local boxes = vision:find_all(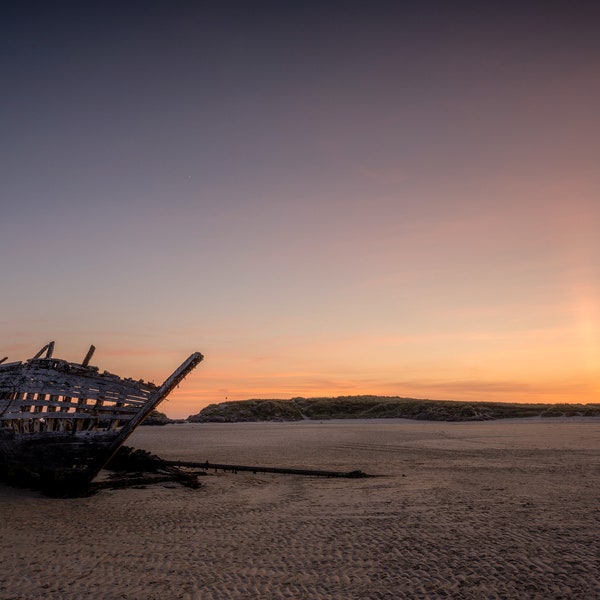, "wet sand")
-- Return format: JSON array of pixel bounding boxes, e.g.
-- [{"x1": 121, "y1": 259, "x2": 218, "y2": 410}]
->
[{"x1": 0, "y1": 418, "x2": 598, "y2": 599}]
